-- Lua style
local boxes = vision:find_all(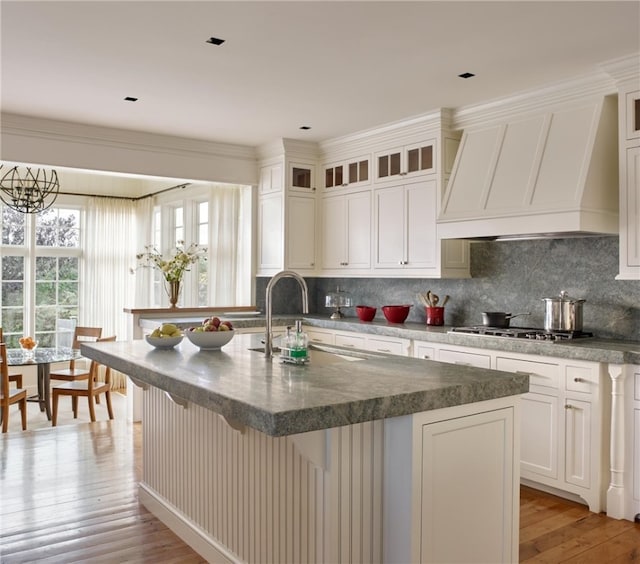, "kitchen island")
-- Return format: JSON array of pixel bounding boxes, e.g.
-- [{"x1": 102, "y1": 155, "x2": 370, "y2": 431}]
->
[{"x1": 82, "y1": 334, "x2": 528, "y2": 564}]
